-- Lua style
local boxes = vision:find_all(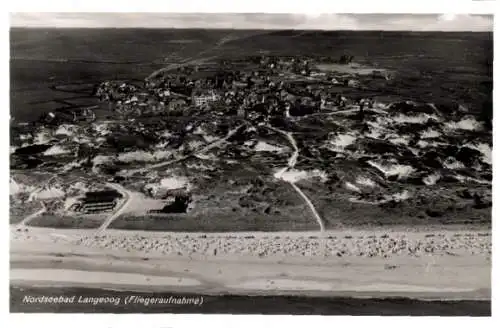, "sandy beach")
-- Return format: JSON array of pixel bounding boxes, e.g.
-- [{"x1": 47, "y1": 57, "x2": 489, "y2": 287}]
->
[{"x1": 10, "y1": 226, "x2": 491, "y2": 300}]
